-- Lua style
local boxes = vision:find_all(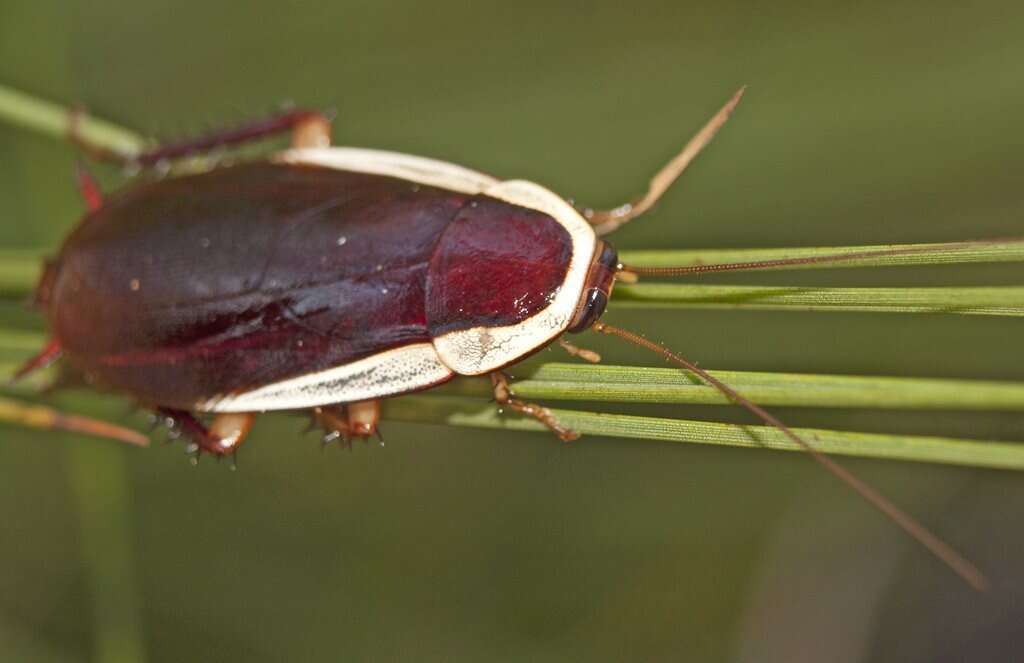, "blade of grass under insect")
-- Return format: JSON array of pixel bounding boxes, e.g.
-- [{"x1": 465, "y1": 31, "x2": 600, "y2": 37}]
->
[
  {"x1": 0, "y1": 82, "x2": 147, "y2": 157},
  {"x1": 0, "y1": 250, "x2": 43, "y2": 296},
  {"x1": 0, "y1": 394, "x2": 148, "y2": 446},
  {"x1": 0, "y1": 327, "x2": 50, "y2": 354},
  {"x1": 383, "y1": 395, "x2": 1024, "y2": 471},
  {"x1": 436, "y1": 363, "x2": 1024, "y2": 411},
  {"x1": 4, "y1": 376, "x2": 1024, "y2": 470},
  {"x1": 612, "y1": 284, "x2": 1024, "y2": 316},
  {"x1": 619, "y1": 239, "x2": 1024, "y2": 271},
  {"x1": 5, "y1": 325, "x2": 1024, "y2": 413},
  {"x1": 5, "y1": 386, "x2": 1023, "y2": 470}
]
